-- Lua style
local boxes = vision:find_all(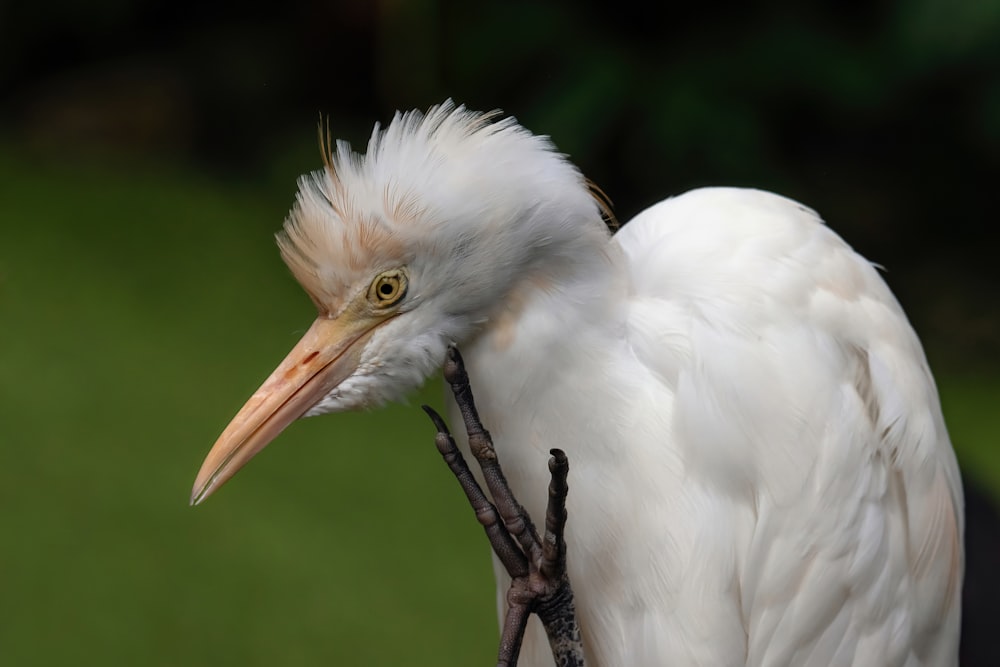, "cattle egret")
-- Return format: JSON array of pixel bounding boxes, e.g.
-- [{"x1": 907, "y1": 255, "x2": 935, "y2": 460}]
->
[{"x1": 192, "y1": 102, "x2": 963, "y2": 666}]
